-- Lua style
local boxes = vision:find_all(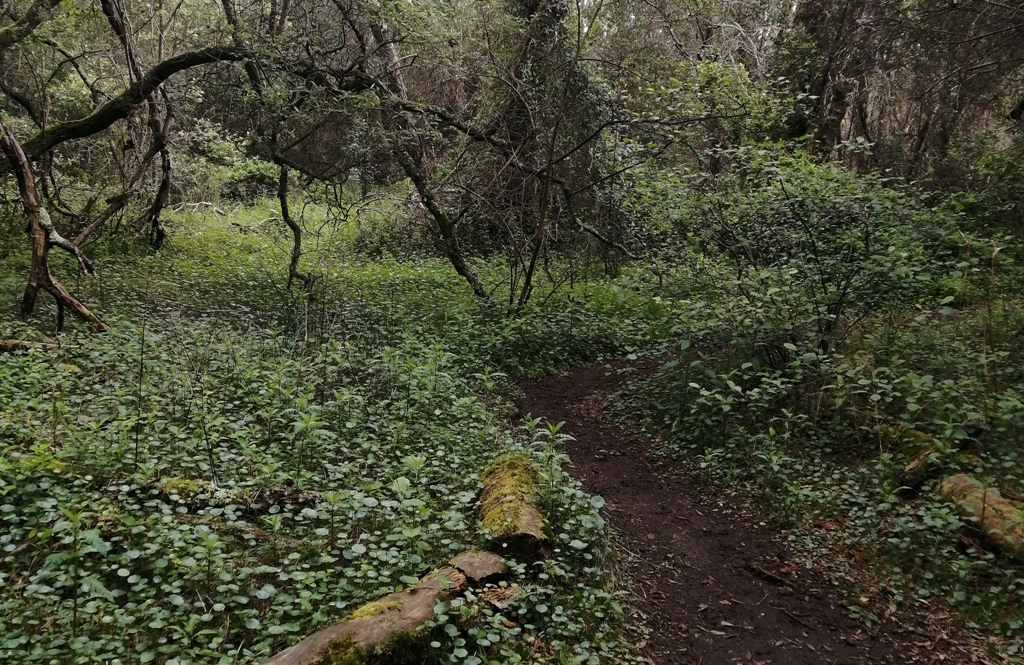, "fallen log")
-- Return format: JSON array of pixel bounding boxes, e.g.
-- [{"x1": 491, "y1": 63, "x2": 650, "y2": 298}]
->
[
  {"x1": 0, "y1": 339, "x2": 59, "y2": 353},
  {"x1": 260, "y1": 551, "x2": 506, "y2": 665},
  {"x1": 881, "y1": 424, "x2": 976, "y2": 485},
  {"x1": 479, "y1": 453, "x2": 548, "y2": 557},
  {"x1": 937, "y1": 474, "x2": 1024, "y2": 555},
  {"x1": 875, "y1": 423, "x2": 942, "y2": 482},
  {"x1": 902, "y1": 443, "x2": 938, "y2": 482}
]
